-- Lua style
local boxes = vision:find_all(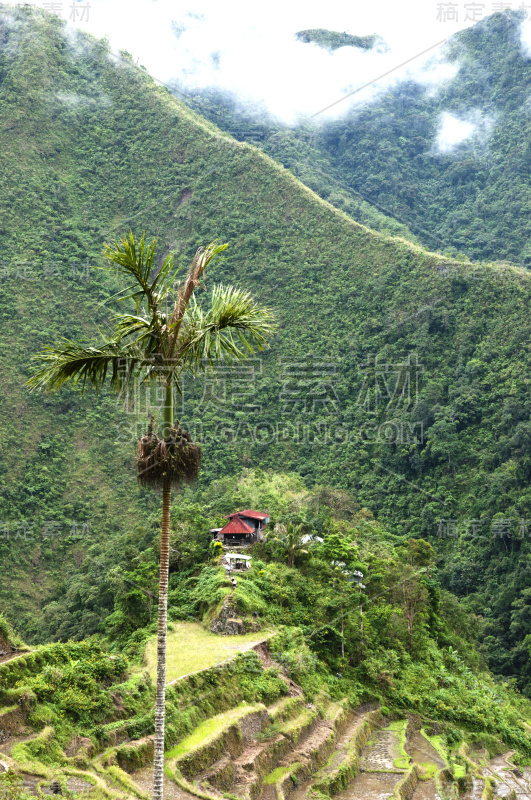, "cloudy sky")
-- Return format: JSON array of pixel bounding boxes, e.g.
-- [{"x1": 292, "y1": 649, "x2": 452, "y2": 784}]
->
[{"x1": 5, "y1": 0, "x2": 531, "y2": 122}]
